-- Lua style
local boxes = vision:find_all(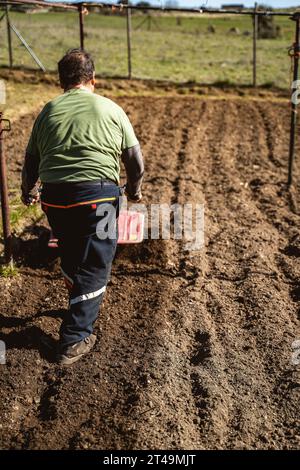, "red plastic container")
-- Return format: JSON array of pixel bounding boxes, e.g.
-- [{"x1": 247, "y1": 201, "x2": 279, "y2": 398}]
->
[{"x1": 117, "y1": 210, "x2": 145, "y2": 244}]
